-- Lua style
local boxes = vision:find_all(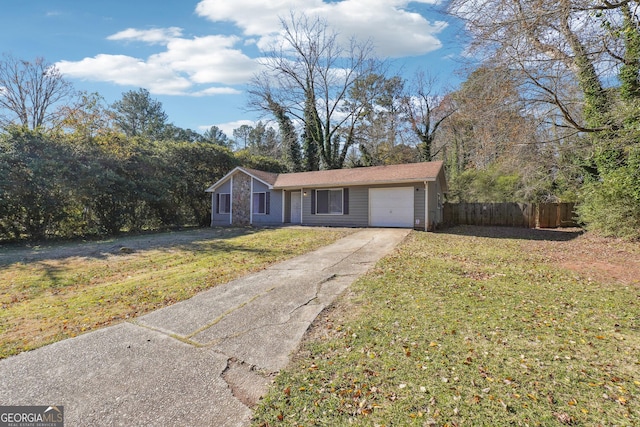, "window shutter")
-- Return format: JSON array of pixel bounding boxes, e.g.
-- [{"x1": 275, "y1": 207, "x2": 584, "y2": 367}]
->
[
  {"x1": 216, "y1": 193, "x2": 220, "y2": 214},
  {"x1": 265, "y1": 192, "x2": 271, "y2": 215},
  {"x1": 311, "y1": 190, "x2": 316, "y2": 215},
  {"x1": 343, "y1": 188, "x2": 349, "y2": 215}
]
